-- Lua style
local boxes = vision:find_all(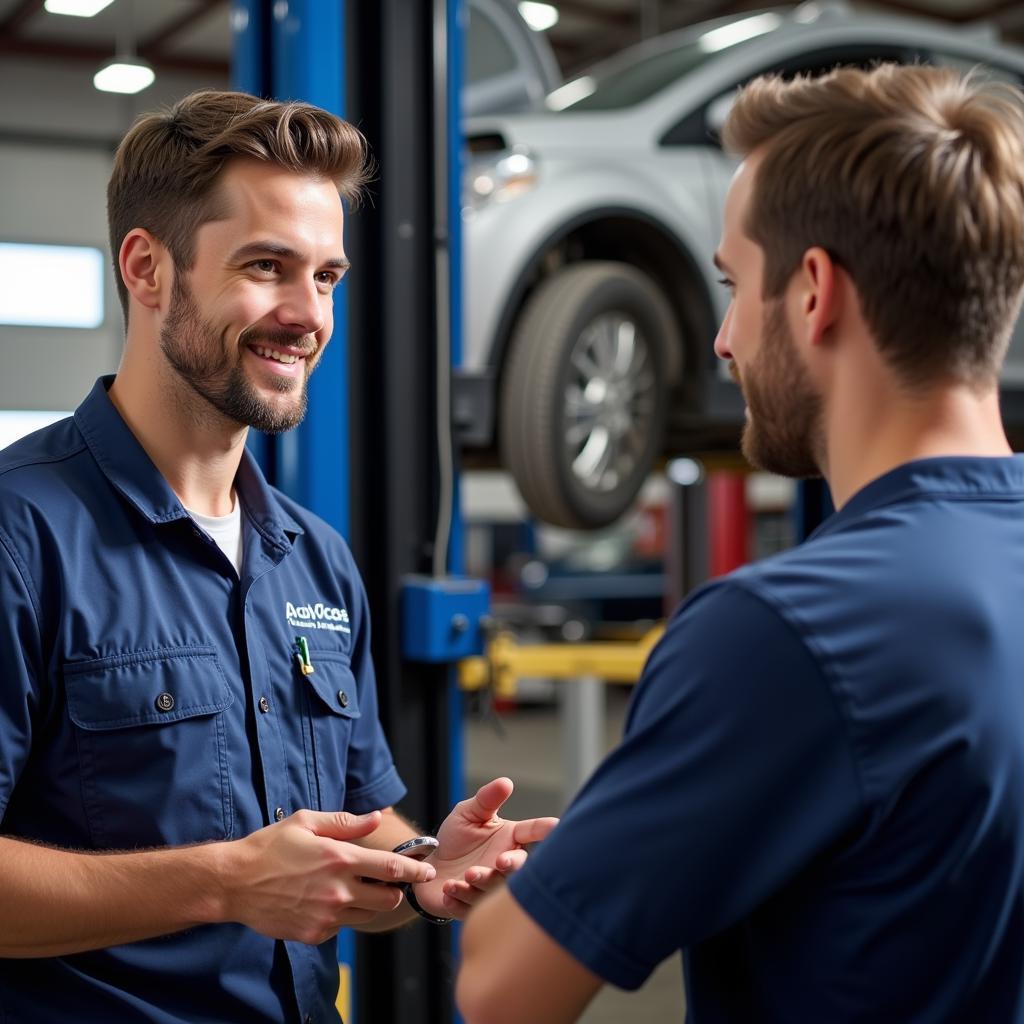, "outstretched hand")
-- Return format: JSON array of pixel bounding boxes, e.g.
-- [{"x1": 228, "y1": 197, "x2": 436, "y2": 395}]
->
[{"x1": 412, "y1": 778, "x2": 558, "y2": 919}]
